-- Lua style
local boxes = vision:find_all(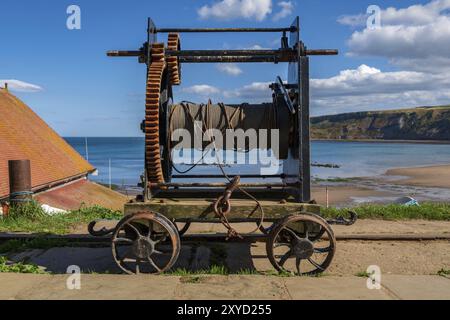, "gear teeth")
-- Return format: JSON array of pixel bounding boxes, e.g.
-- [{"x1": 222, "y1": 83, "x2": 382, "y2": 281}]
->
[
  {"x1": 166, "y1": 33, "x2": 181, "y2": 86},
  {"x1": 145, "y1": 42, "x2": 166, "y2": 184}
]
